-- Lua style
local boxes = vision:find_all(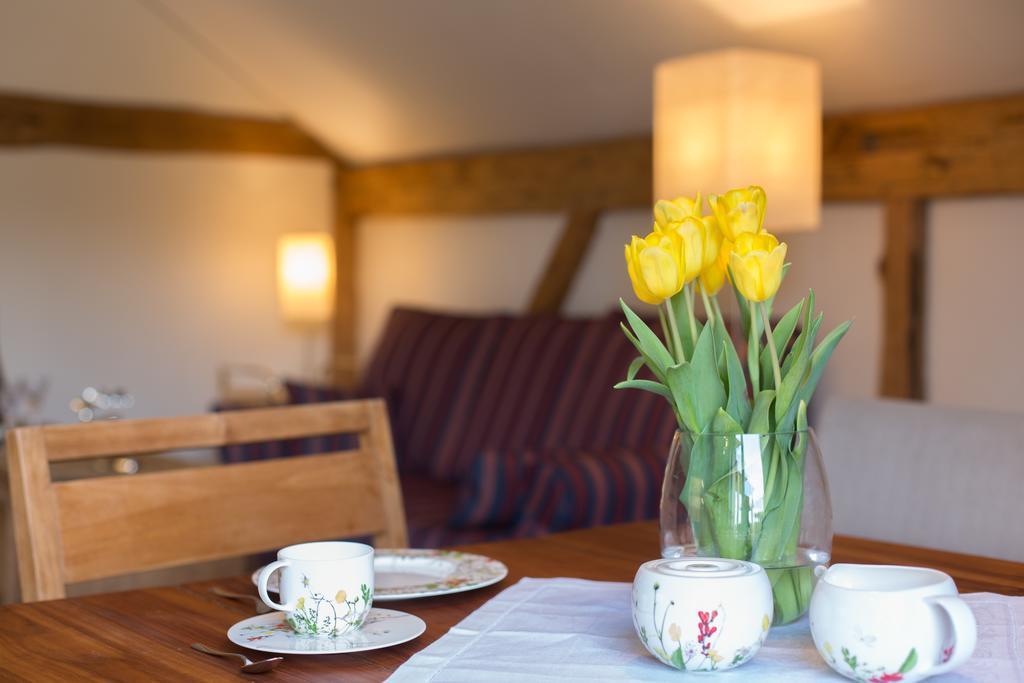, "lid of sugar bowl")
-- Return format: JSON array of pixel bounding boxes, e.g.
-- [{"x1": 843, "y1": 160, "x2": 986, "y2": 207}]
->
[{"x1": 637, "y1": 558, "x2": 766, "y2": 580}]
